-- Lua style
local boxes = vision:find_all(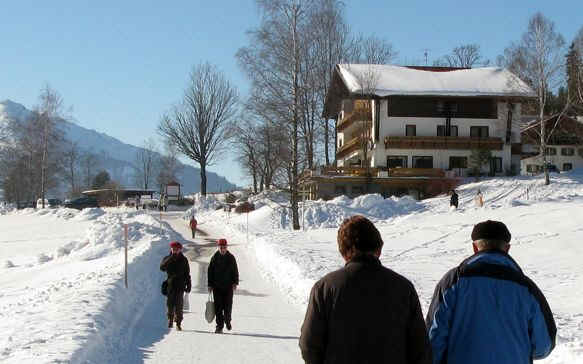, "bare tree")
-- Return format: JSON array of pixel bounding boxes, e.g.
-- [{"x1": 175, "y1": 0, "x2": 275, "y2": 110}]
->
[
  {"x1": 81, "y1": 151, "x2": 99, "y2": 190},
  {"x1": 348, "y1": 34, "x2": 398, "y2": 64},
  {"x1": 34, "y1": 85, "x2": 67, "y2": 207},
  {"x1": 134, "y1": 138, "x2": 158, "y2": 190},
  {"x1": 231, "y1": 117, "x2": 262, "y2": 193},
  {"x1": 573, "y1": 26, "x2": 583, "y2": 108},
  {"x1": 434, "y1": 44, "x2": 490, "y2": 68},
  {"x1": 157, "y1": 139, "x2": 182, "y2": 191},
  {"x1": 236, "y1": 0, "x2": 315, "y2": 230},
  {"x1": 158, "y1": 62, "x2": 238, "y2": 196},
  {"x1": 62, "y1": 140, "x2": 81, "y2": 197},
  {"x1": 498, "y1": 12, "x2": 565, "y2": 185},
  {"x1": 310, "y1": 0, "x2": 351, "y2": 165}
]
